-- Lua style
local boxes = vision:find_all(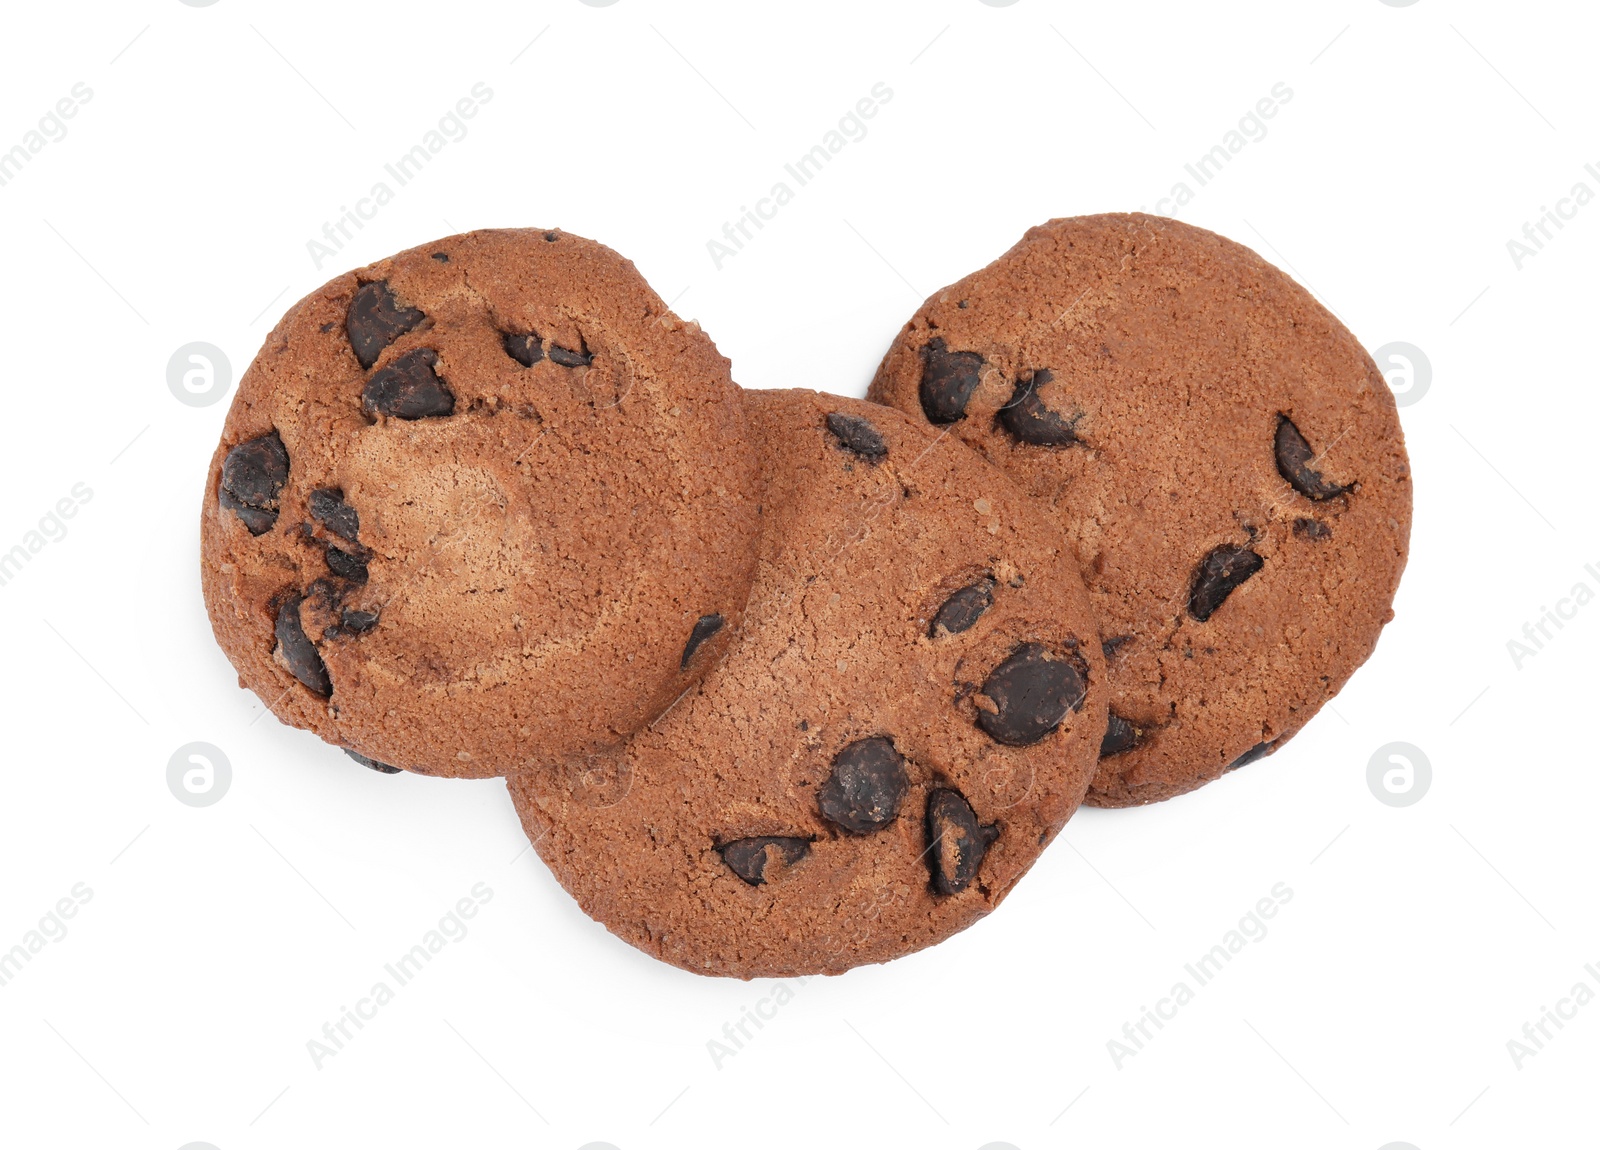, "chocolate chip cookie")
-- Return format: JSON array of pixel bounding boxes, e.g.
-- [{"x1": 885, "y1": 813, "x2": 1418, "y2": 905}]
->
[
  {"x1": 507, "y1": 388, "x2": 1106, "y2": 977},
  {"x1": 202, "y1": 229, "x2": 762, "y2": 778},
  {"x1": 867, "y1": 214, "x2": 1411, "y2": 806}
]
